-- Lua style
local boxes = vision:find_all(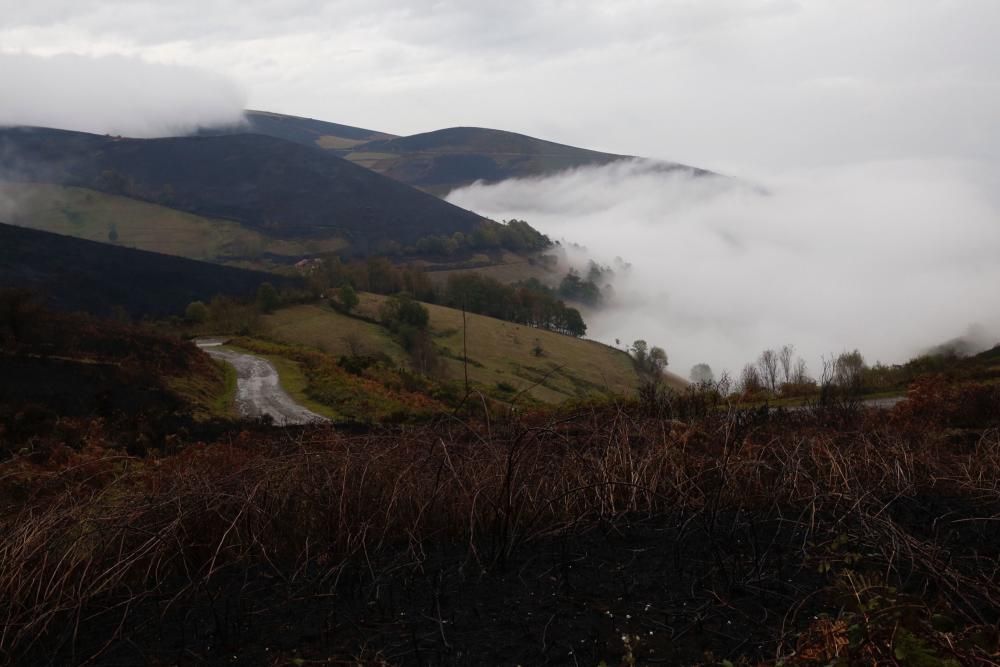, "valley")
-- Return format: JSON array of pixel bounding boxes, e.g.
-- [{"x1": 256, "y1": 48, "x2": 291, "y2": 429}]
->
[{"x1": 1, "y1": 100, "x2": 997, "y2": 667}]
